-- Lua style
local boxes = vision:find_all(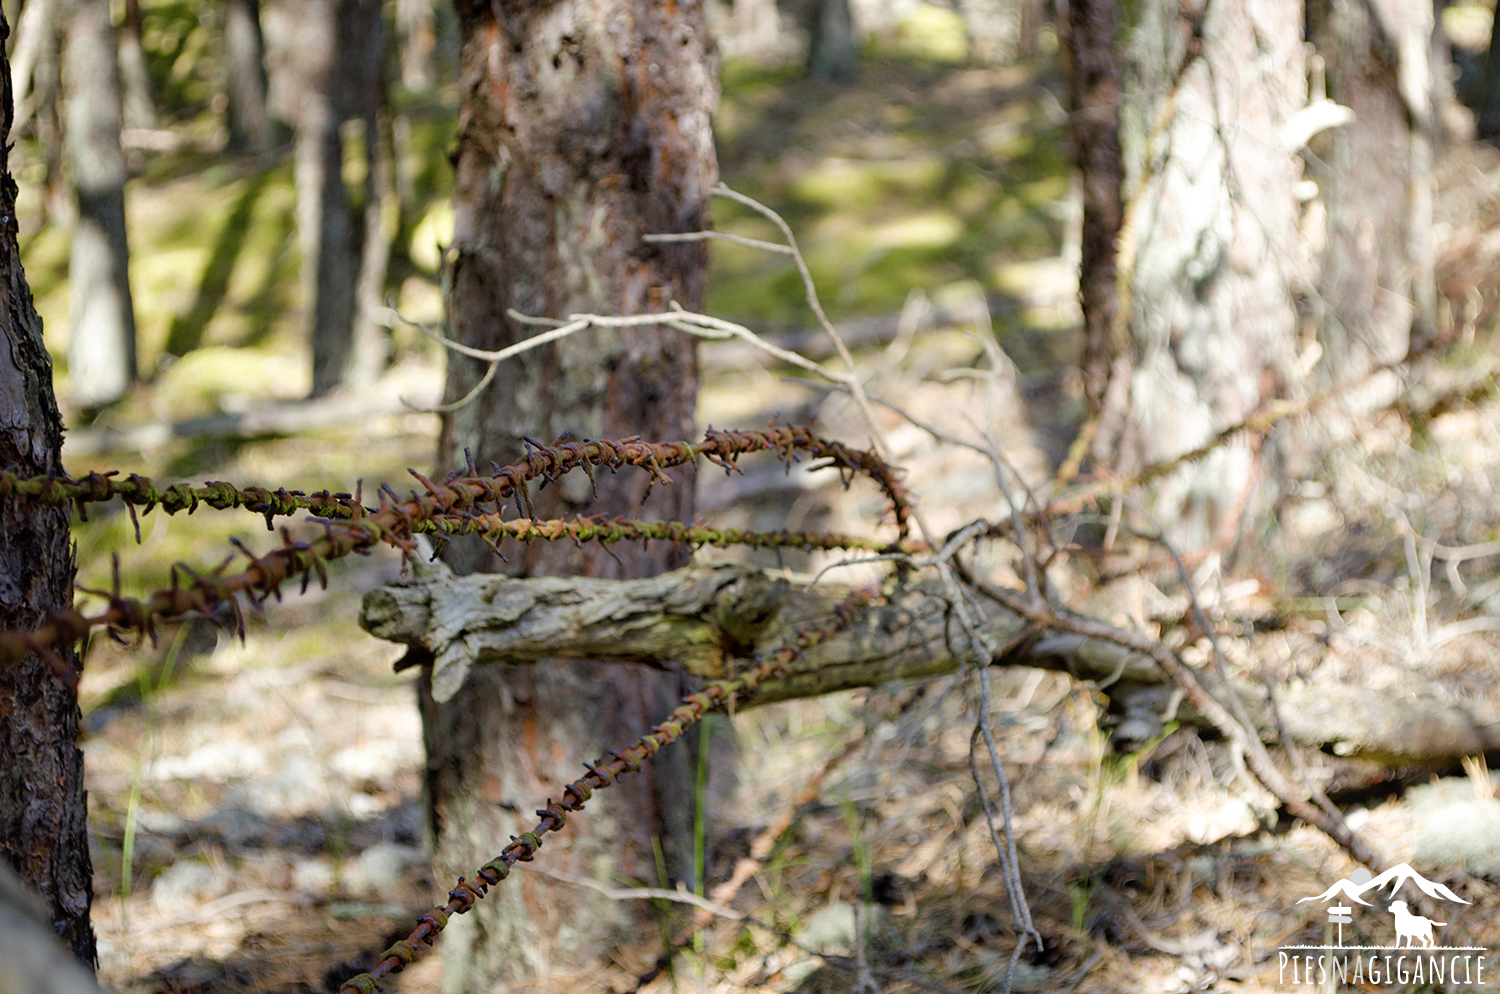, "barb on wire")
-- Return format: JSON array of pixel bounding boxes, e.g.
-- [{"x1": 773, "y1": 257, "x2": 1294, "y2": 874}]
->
[
  {"x1": 335, "y1": 586, "x2": 878, "y2": 994},
  {"x1": 0, "y1": 427, "x2": 912, "y2": 672}
]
